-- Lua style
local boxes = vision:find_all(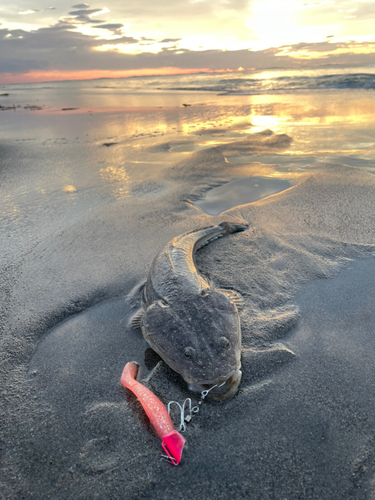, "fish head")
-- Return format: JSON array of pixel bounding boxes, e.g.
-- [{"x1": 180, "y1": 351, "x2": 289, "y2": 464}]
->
[{"x1": 142, "y1": 289, "x2": 242, "y2": 400}]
